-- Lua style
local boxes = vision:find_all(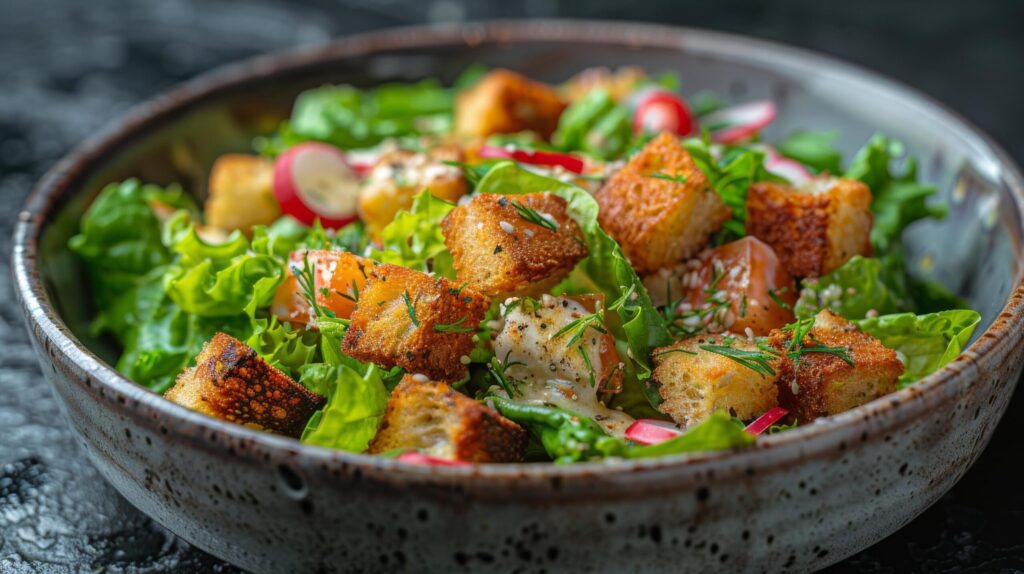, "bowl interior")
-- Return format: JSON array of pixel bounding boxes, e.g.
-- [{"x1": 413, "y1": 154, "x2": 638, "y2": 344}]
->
[{"x1": 35, "y1": 24, "x2": 1023, "y2": 372}]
